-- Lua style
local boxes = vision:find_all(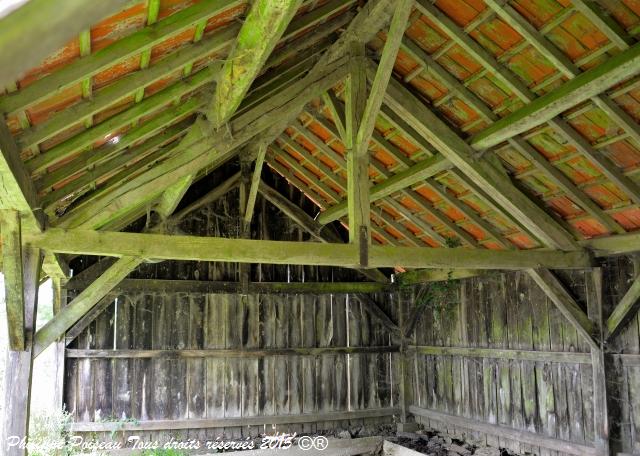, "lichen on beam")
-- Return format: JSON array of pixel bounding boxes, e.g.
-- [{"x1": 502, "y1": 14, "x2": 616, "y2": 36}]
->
[{"x1": 207, "y1": 0, "x2": 304, "y2": 127}]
